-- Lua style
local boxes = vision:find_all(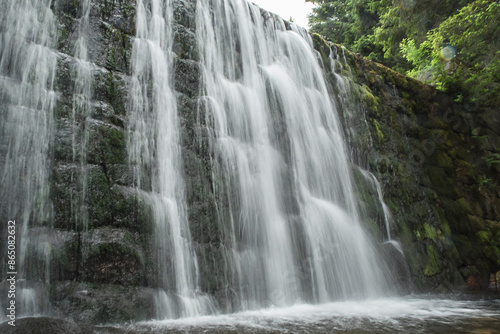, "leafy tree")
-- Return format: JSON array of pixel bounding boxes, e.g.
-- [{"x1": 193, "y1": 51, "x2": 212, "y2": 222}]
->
[
  {"x1": 308, "y1": 0, "x2": 499, "y2": 104},
  {"x1": 307, "y1": 0, "x2": 387, "y2": 61},
  {"x1": 400, "y1": 0, "x2": 500, "y2": 104},
  {"x1": 308, "y1": 0, "x2": 475, "y2": 71}
]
